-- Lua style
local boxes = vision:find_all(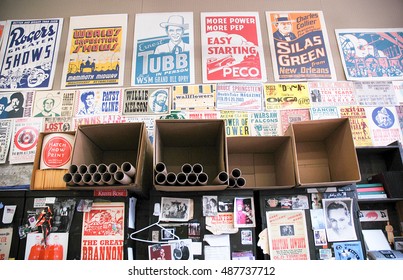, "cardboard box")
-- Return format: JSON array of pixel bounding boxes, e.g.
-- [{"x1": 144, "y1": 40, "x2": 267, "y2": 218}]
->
[
  {"x1": 154, "y1": 119, "x2": 228, "y2": 192},
  {"x1": 68, "y1": 123, "x2": 153, "y2": 197},
  {"x1": 285, "y1": 118, "x2": 361, "y2": 187},
  {"x1": 227, "y1": 136, "x2": 295, "y2": 189},
  {"x1": 31, "y1": 131, "x2": 75, "y2": 190}
]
